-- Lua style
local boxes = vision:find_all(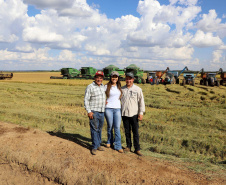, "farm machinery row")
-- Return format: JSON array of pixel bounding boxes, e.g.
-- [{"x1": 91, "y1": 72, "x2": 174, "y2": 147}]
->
[
  {"x1": 50, "y1": 64, "x2": 145, "y2": 84},
  {"x1": 146, "y1": 66, "x2": 188, "y2": 85},
  {"x1": 50, "y1": 65, "x2": 226, "y2": 86},
  {"x1": 0, "y1": 72, "x2": 13, "y2": 80}
]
